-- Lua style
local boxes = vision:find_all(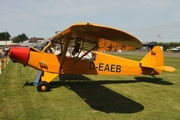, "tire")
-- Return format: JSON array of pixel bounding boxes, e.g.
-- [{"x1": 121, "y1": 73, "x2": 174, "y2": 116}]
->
[{"x1": 37, "y1": 81, "x2": 50, "y2": 92}]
